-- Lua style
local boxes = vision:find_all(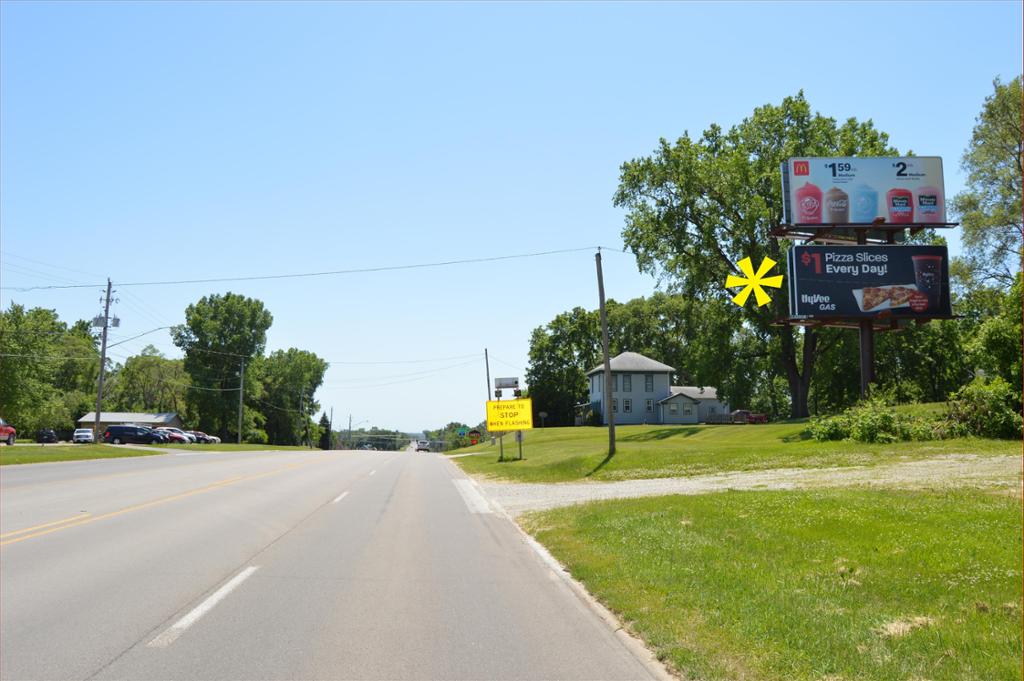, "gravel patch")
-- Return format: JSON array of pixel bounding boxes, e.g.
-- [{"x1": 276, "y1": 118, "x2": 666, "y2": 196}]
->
[{"x1": 476, "y1": 454, "x2": 1021, "y2": 517}]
